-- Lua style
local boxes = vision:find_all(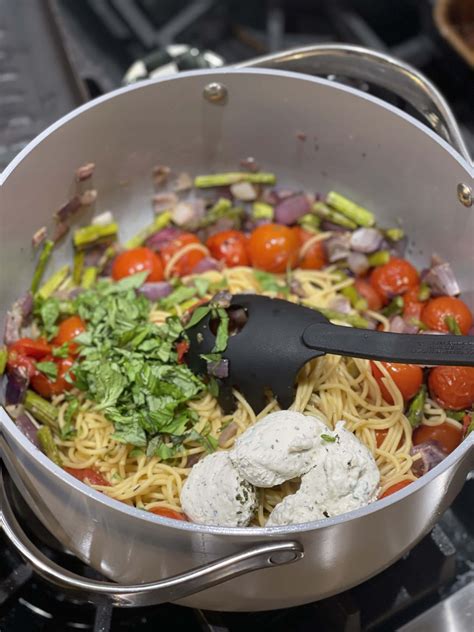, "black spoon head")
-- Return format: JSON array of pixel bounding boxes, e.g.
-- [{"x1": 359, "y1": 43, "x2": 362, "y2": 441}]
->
[{"x1": 186, "y1": 294, "x2": 328, "y2": 414}]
